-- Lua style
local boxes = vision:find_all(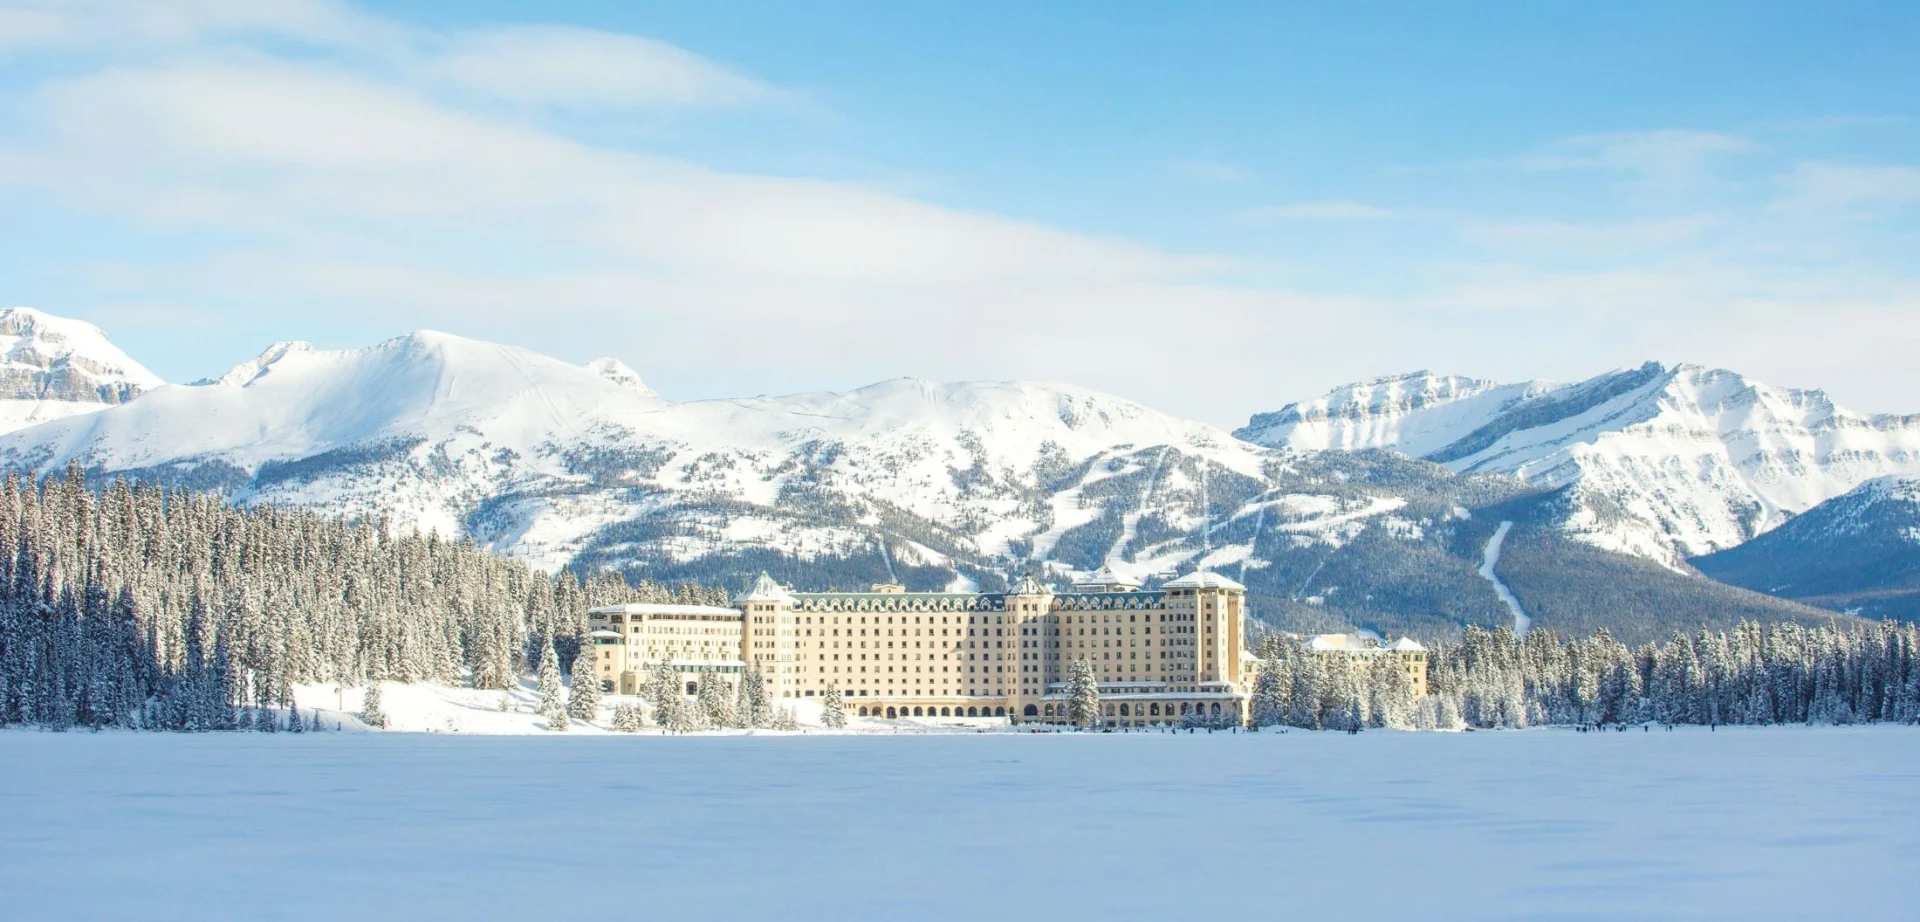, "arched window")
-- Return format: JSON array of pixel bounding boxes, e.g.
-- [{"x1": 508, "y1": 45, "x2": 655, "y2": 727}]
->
[
  {"x1": 994, "y1": 706, "x2": 1006, "y2": 717},
  {"x1": 857, "y1": 707, "x2": 868, "y2": 717},
  {"x1": 1181, "y1": 702, "x2": 1191, "y2": 715},
  {"x1": 1150, "y1": 703, "x2": 1161, "y2": 716},
  {"x1": 913, "y1": 706, "x2": 924, "y2": 717},
  {"x1": 886, "y1": 707, "x2": 897, "y2": 719},
  {"x1": 941, "y1": 707, "x2": 952, "y2": 717},
  {"x1": 1119, "y1": 704, "x2": 1130, "y2": 717},
  {"x1": 684, "y1": 682, "x2": 697, "y2": 695},
  {"x1": 1023, "y1": 704, "x2": 1038, "y2": 717},
  {"x1": 1210, "y1": 702, "x2": 1221, "y2": 716}
]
